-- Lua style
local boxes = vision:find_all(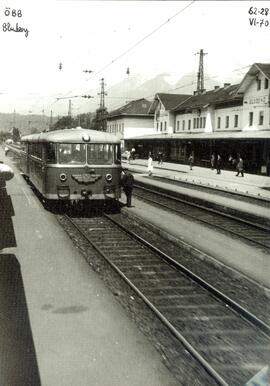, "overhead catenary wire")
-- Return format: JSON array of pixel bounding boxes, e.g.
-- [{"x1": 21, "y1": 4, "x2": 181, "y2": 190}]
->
[
  {"x1": 59, "y1": 1, "x2": 196, "y2": 101},
  {"x1": 17, "y1": 61, "x2": 257, "y2": 116},
  {"x1": 89, "y1": 1, "x2": 196, "y2": 78}
]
